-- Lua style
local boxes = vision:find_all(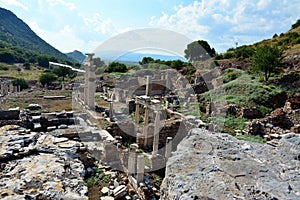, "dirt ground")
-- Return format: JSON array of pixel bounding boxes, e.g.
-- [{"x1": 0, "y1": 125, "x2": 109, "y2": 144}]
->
[{"x1": 0, "y1": 89, "x2": 73, "y2": 112}]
